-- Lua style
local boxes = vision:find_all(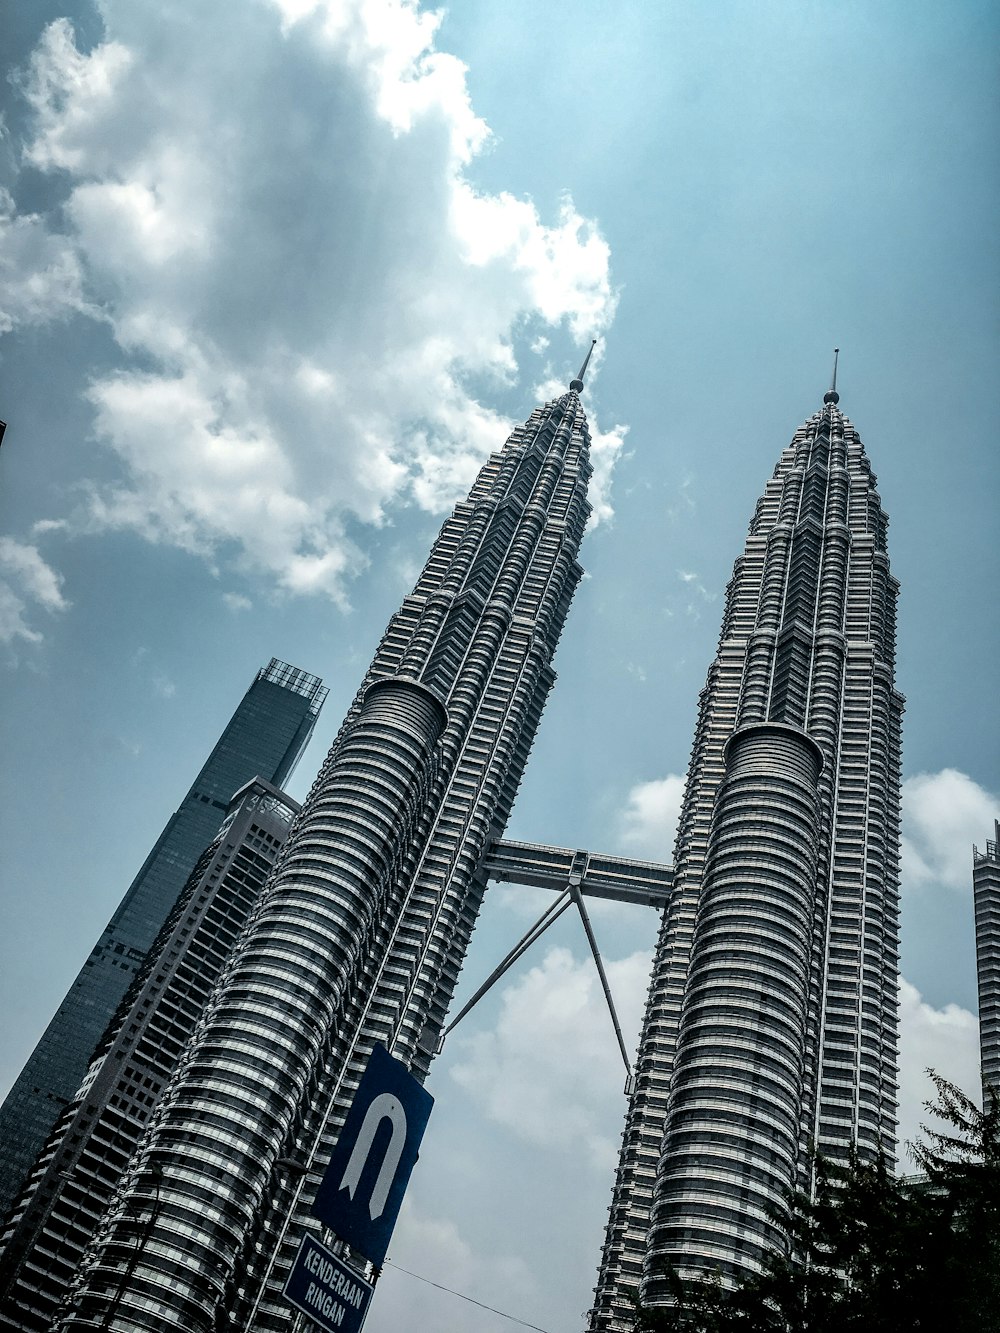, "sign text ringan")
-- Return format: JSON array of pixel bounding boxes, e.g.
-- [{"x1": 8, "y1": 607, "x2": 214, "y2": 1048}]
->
[{"x1": 283, "y1": 1234, "x2": 373, "y2": 1333}]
